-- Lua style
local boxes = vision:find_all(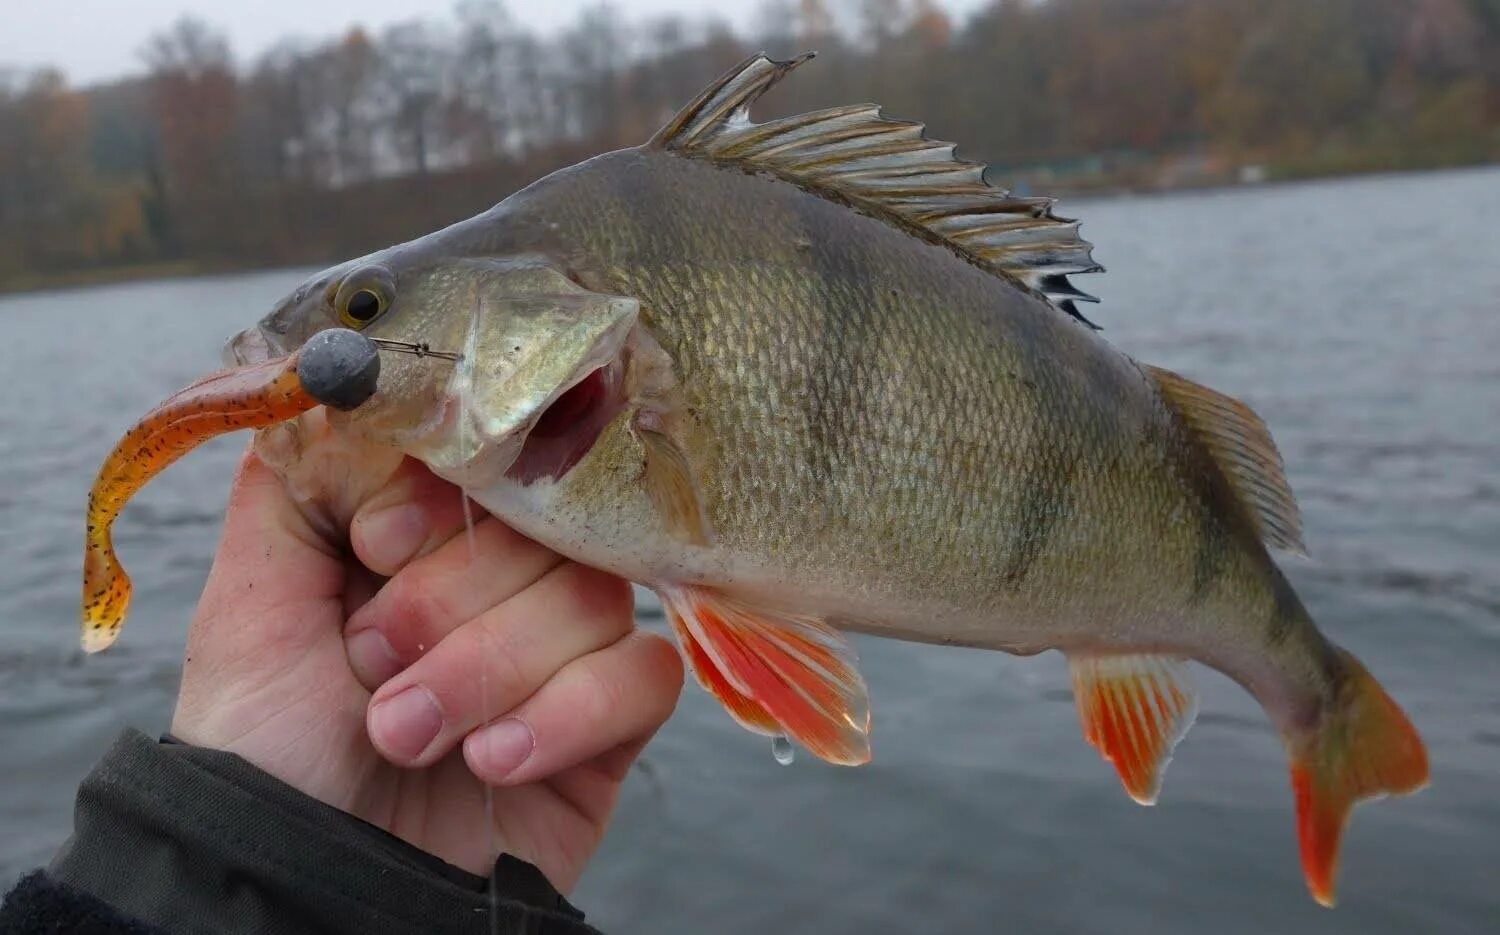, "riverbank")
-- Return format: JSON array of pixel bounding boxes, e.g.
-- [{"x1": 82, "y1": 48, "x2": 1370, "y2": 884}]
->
[
  {"x1": 2, "y1": 158, "x2": 1495, "y2": 299},
  {"x1": 0, "y1": 260, "x2": 215, "y2": 297}
]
